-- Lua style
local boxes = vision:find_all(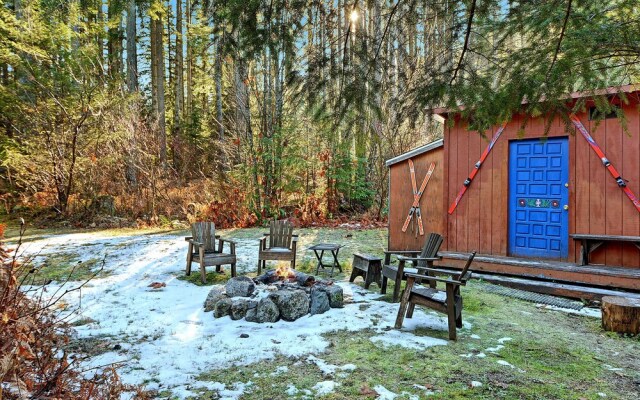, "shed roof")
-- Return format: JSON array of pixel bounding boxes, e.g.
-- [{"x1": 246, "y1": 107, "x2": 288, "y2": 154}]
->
[
  {"x1": 385, "y1": 139, "x2": 444, "y2": 167},
  {"x1": 432, "y1": 84, "x2": 640, "y2": 117}
]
